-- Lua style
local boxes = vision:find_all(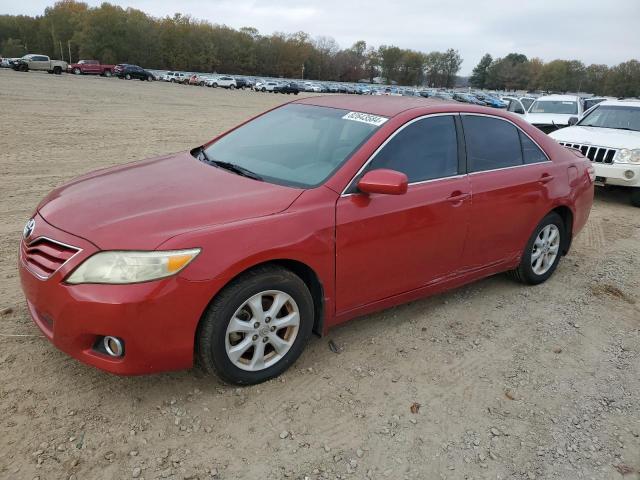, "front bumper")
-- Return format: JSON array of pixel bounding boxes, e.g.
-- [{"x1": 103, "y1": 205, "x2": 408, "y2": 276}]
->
[
  {"x1": 19, "y1": 214, "x2": 217, "y2": 375},
  {"x1": 592, "y1": 163, "x2": 640, "y2": 188}
]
